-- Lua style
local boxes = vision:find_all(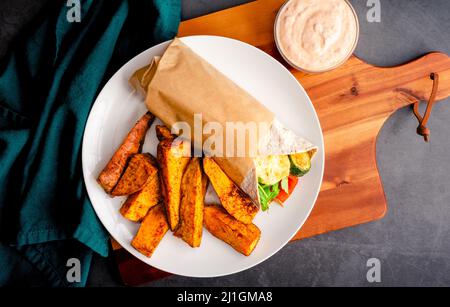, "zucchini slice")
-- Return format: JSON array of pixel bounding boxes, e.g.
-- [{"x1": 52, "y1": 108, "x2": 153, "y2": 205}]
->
[
  {"x1": 254, "y1": 155, "x2": 290, "y2": 185},
  {"x1": 289, "y1": 152, "x2": 311, "y2": 177}
]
